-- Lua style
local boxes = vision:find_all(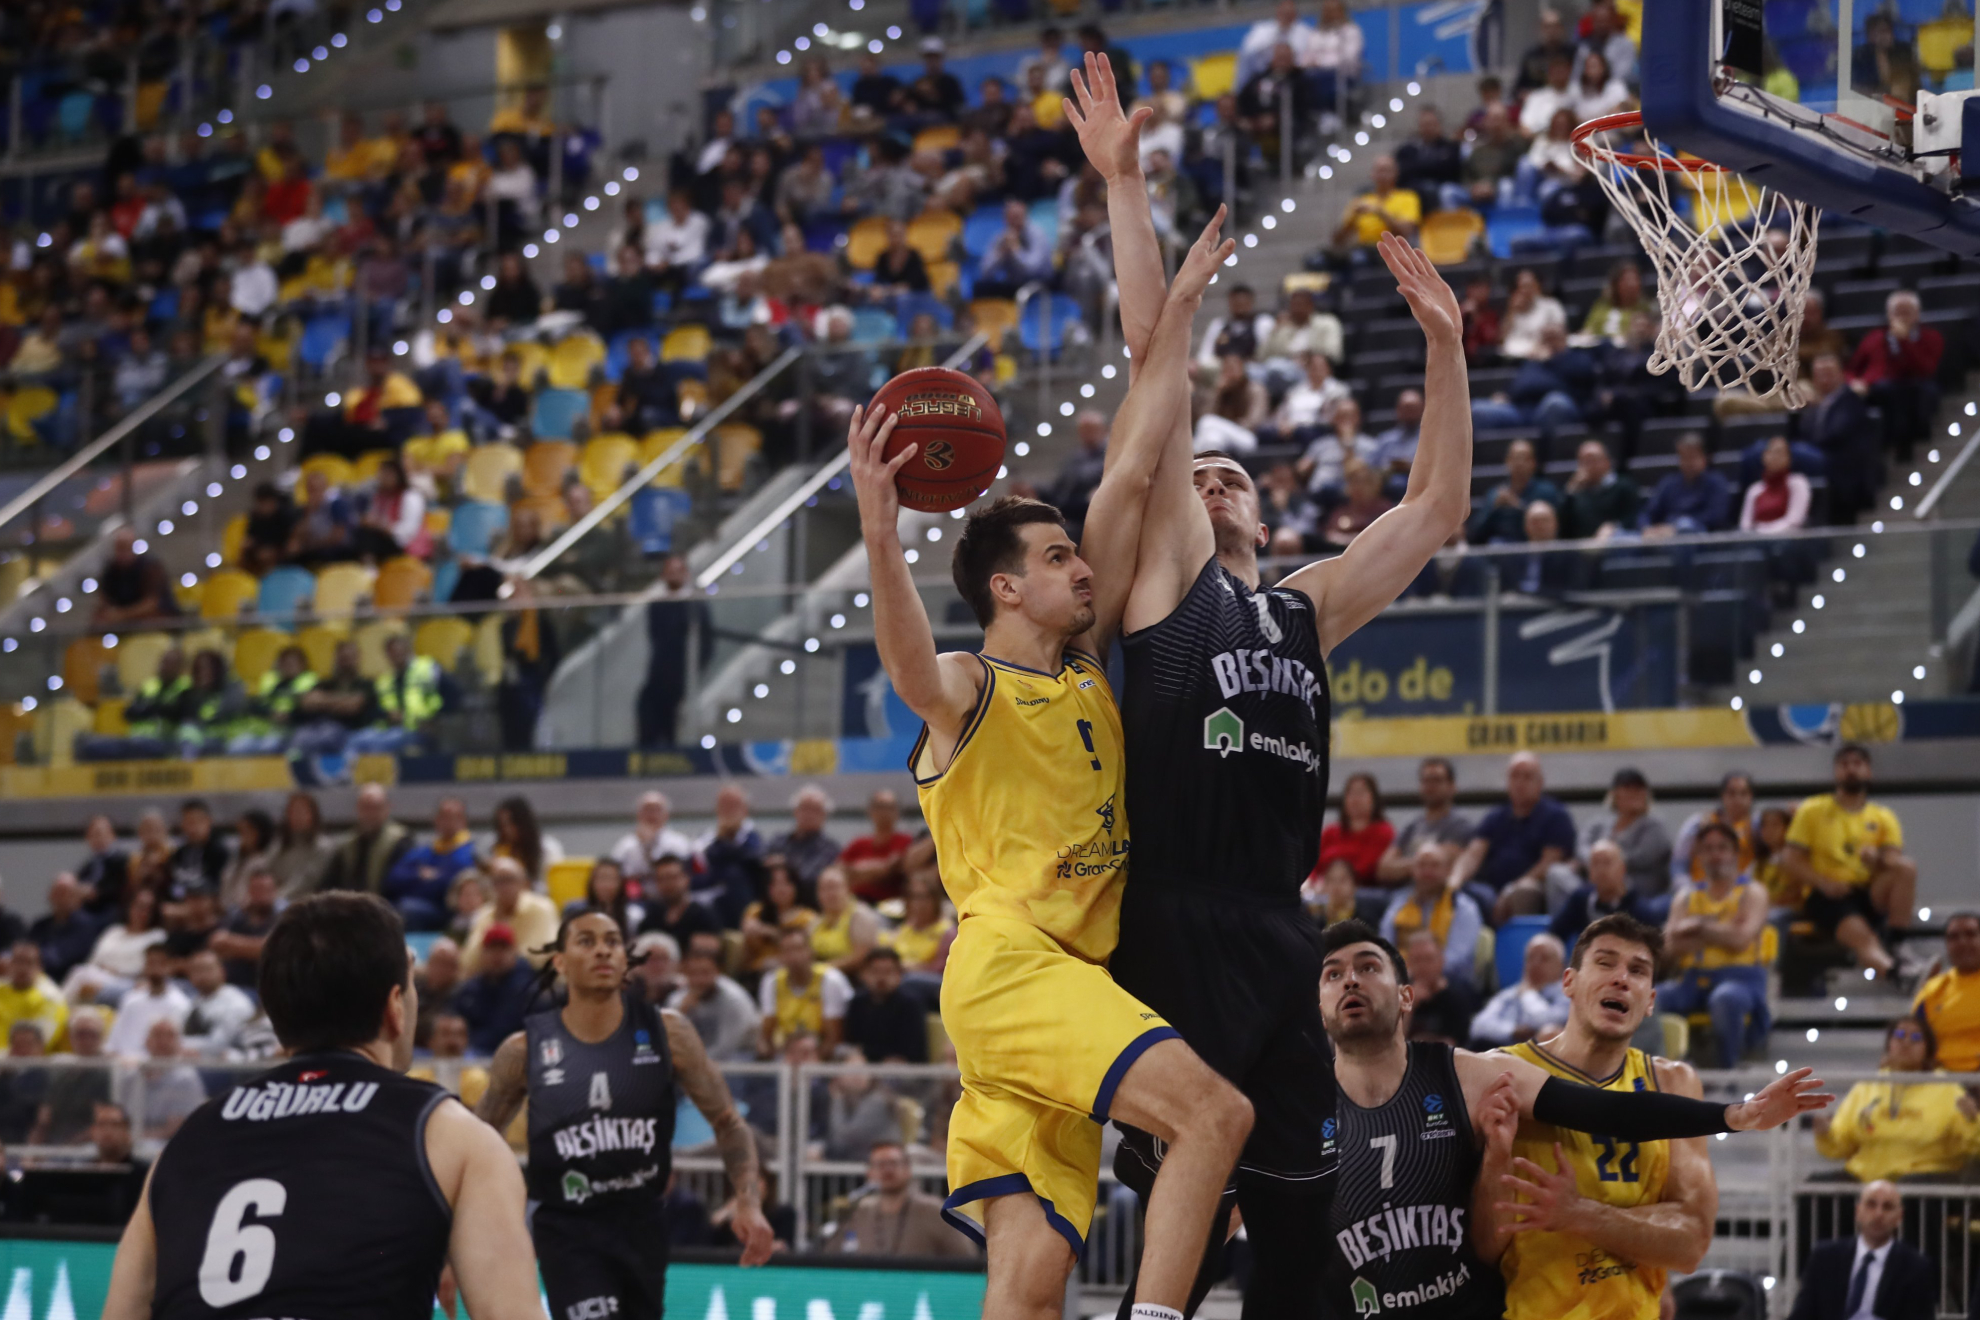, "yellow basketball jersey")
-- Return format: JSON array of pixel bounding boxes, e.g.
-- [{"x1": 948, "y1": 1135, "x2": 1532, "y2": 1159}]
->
[
  {"x1": 911, "y1": 650, "x2": 1127, "y2": 964},
  {"x1": 1499, "y1": 1041, "x2": 1672, "y2": 1320},
  {"x1": 1674, "y1": 878, "x2": 1764, "y2": 970}
]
